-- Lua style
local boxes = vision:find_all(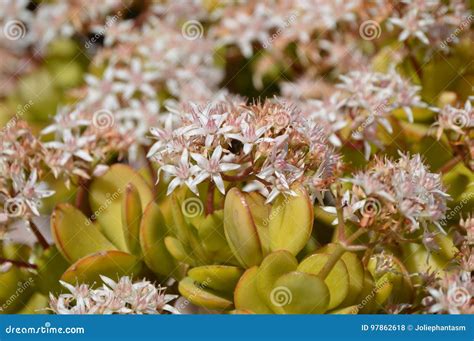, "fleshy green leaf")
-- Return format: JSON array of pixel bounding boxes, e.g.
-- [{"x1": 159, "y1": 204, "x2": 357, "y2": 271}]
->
[
  {"x1": 170, "y1": 194, "x2": 209, "y2": 265},
  {"x1": 36, "y1": 246, "x2": 70, "y2": 296},
  {"x1": 188, "y1": 265, "x2": 244, "y2": 293},
  {"x1": 329, "y1": 305, "x2": 359, "y2": 314},
  {"x1": 89, "y1": 164, "x2": 153, "y2": 252},
  {"x1": 374, "y1": 273, "x2": 393, "y2": 306},
  {"x1": 17, "y1": 293, "x2": 49, "y2": 314},
  {"x1": 244, "y1": 192, "x2": 271, "y2": 256},
  {"x1": 256, "y1": 250, "x2": 298, "y2": 311},
  {"x1": 433, "y1": 233, "x2": 458, "y2": 260},
  {"x1": 402, "y1": 243, "x2": 448, "y2": 285},
  {"x1": 2, "y1": 243, "x2": 31, "y2": 263},
  {"x1": 272, "y1": 271, "x2": 330, "y2": 314},
  {"x1": 61, "y1": 250, "x2": 141, "y2": 285},
  {"x1": 121, "y1": 183, "x2": 142, "y2": 256},
  {"x1": 194, "y1": 210, "x2": 236, "y2": 264},
  {"x1": 234, "y1": 267, "x2": 273, "y2": 314},
  {"x1": 164, "y1": 236, "x2": 190, "y2": 264},
  {"x1": 298, "y1": 253, "x2": 350, "y2": 310},
  {"x1": 139, "y1": 202, "x2": 179, "y2": 277},
  {"x1": 224, "y1": 188, "x2": 263, "y2": 268},
  {"x1": 317, "y1": 244, "x2": 364, "y2": 306},
  {"x1": 179, "y1": 277, "x2": 233, "y2": 310},
  {"x1": 0, "y1": 267, "x2": 34, "y2": 313},
  {"x1": 51, "y1": 203, "x2": 117, "y2": 263},
  {"x1": 228, "y1": 309, "x2": 255, "y2": 314},
  {"x1": 356, "y1": 271, "x2": 378, "y2": 313},
  {"x1": 268, "y1": 184, "x2": 313, "y2": 255}
]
